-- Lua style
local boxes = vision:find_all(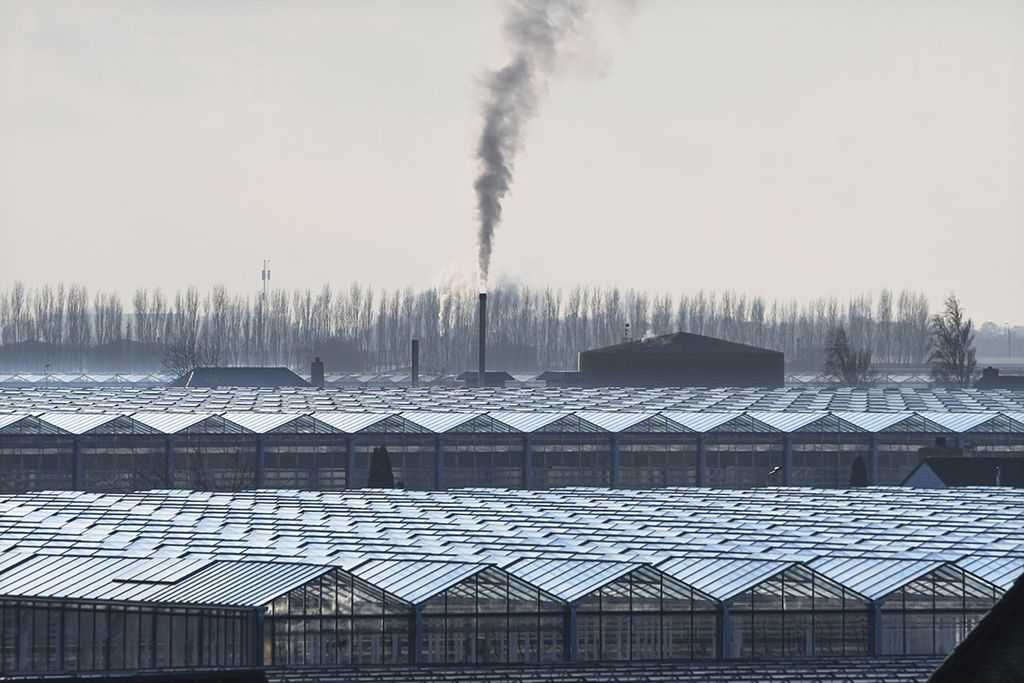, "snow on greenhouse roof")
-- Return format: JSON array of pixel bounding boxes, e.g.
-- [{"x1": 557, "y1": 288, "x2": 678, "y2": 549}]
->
[{"x1": 0, "y1": 488, "x2": 1021, "y2": 610}]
